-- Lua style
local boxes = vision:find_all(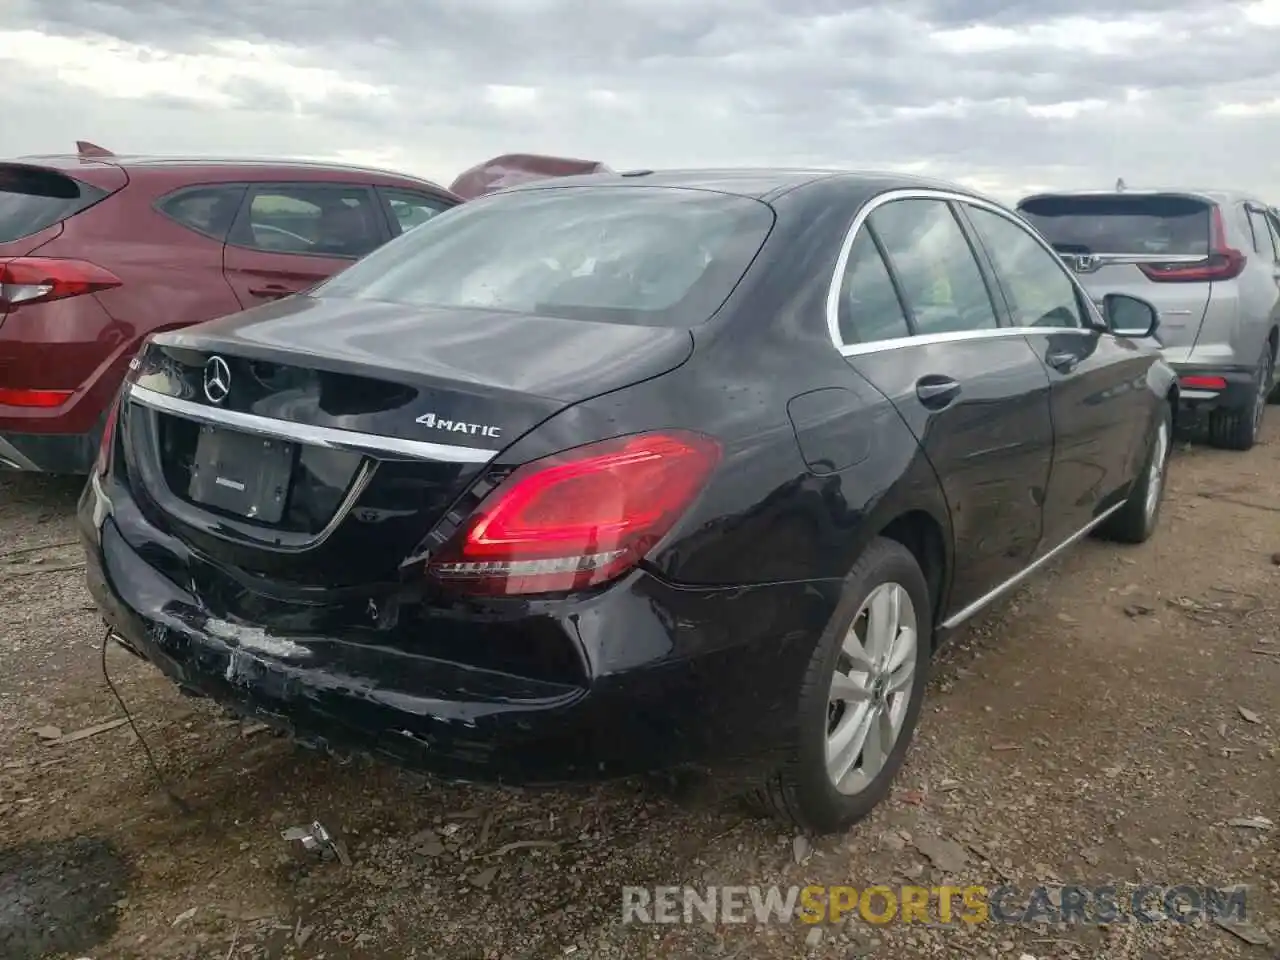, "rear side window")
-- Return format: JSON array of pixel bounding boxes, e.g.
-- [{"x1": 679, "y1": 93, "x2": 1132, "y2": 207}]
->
[
  {"x1": 156, "y1": 185, "x2": 247, "y2": 241},
  {"x1": 315, "y1": 186, "x2": 775, "y2": 328},
  {"x1": 869, "y1": 198, "x2": 999, "y2": 336},
  {"x1": 1267, "y1": 214, "x2": 1280, "y2": 261},
  {"x1": 380, "y1": 188, "x2": 453, "y2": 235},
  {"x1": 1247, "y1": 208, "x2": 1279, "y2": 260},
  {"x1": 232, "y1": 185, "x2": 386, "y2": 258},
  {"x1": 1018, "y1": 195, "x2": 1211, "y2": 256},
  {"x1": 0, "y1": 167, "x2": 107, "y2": 243},
  {"x1": 837, "y1": 231, "x2": 910, "y2": 345}
]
